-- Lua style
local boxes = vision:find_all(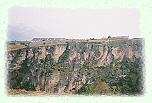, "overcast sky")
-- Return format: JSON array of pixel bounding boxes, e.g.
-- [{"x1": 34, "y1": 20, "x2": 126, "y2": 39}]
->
[{"x1": 8, "y1": 7, "x2": 140, "y2": 41}]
